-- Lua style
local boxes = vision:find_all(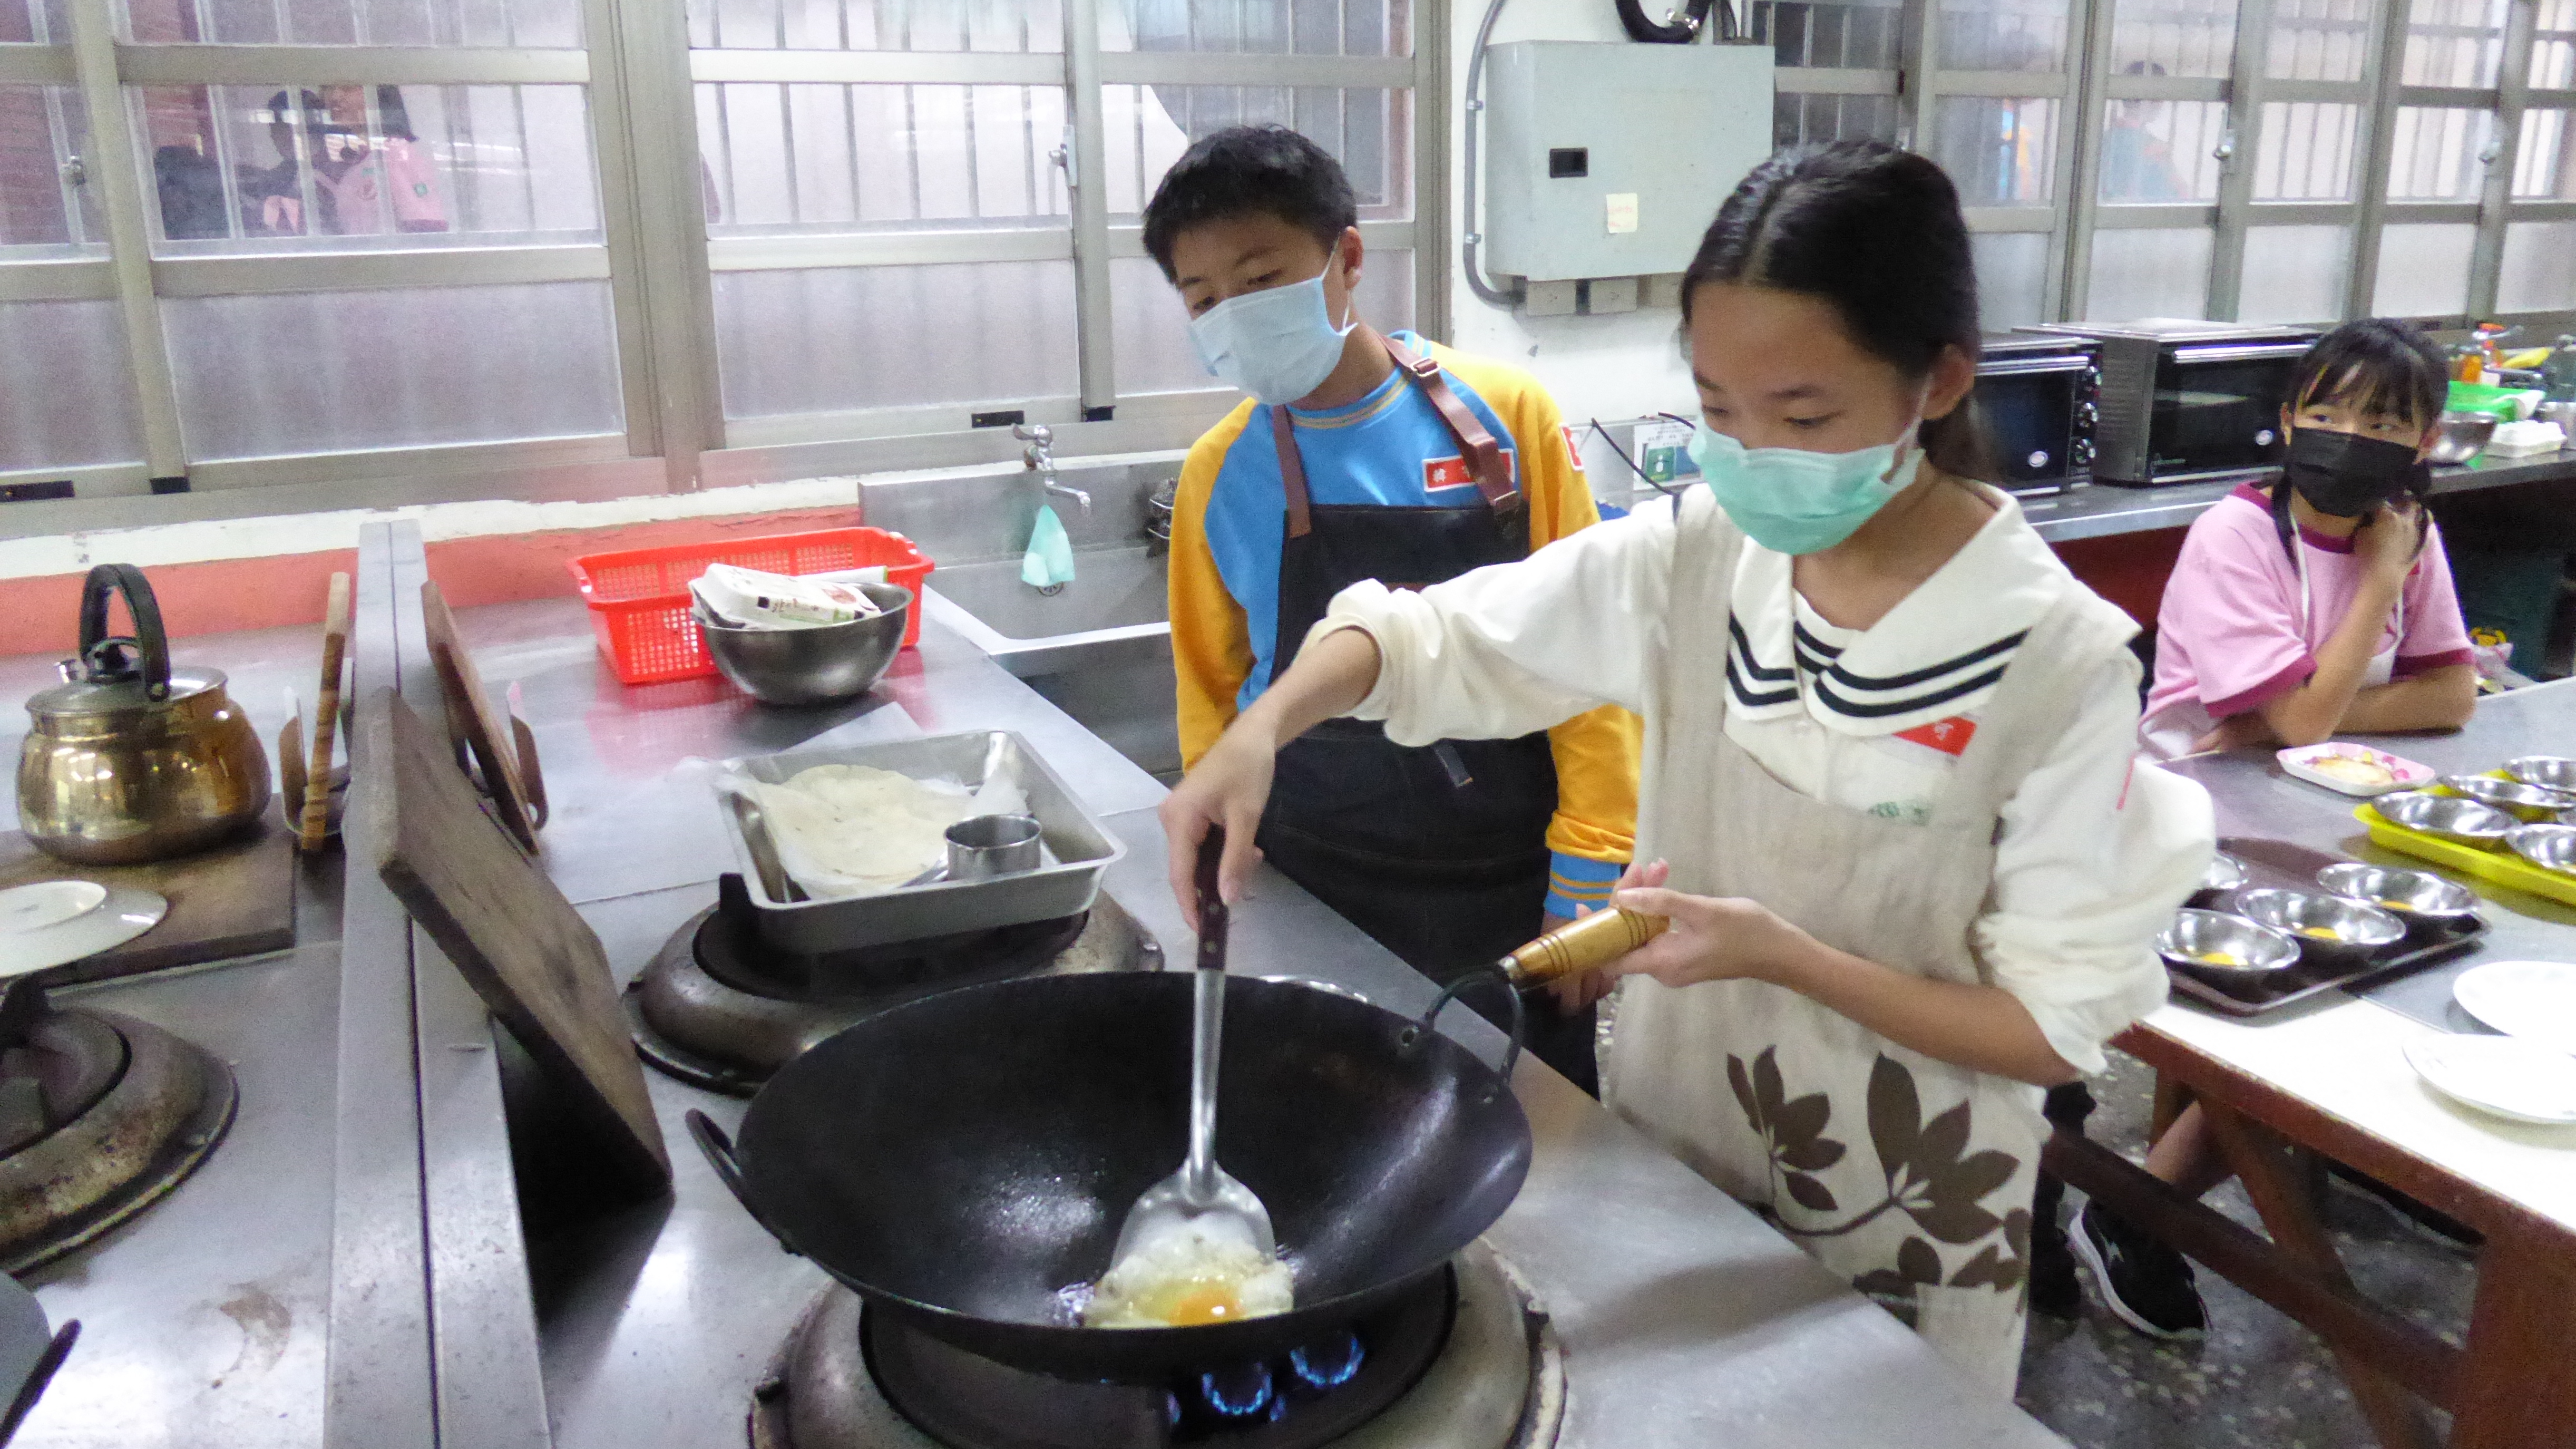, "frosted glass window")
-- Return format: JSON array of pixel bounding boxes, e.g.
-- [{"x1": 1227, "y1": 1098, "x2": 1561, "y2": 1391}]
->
[
  {"x1": 1937, "y1": 0, "x2": 2071, "y2": 71},
  {"x1": 1761, "y1": 0, "x2": 1905, "y2": 69},
  {"x1": 1773, "y1": 92, "x2": 1902, "y2": 149},
  {"x1": 2253, "y1": 102, "x2": 2359, "y2": 199},
  {"x1": 134, "y1": 83, "x2": 600, "y2": 251},
  {"x1": 165, "y1": 281, "x2": 623, "y2": 460},
  {"x1": 2112, "y1": 0, "x2": 2240, "y2": 77},
  {"x1": 2513, "y1": 109, "x2": 2576, "y2": 198},
  {"x1": 2267, "y1": 0, "x2": 2370, "y2": 80},
  {"x1": 2530, "y1": 0, "x2": 2576, "y2": 85},
  {"x1": 1971, "y1": 231, "x2": 2049, "y2": 331},
  {"x1": 2372, "y1": 221, "x2": 2474, "y2": 315},
  {"x1": 2403, "y1": 0, "x2": 2507, "y2": 86},
  {"x1": 2099, "y1": 99, "x2": 2226, "y2": 201},
  {"x1": 2497, "y1": 220, "x2": 2576, "y2": 312},
  {"x1": 699, "y1": 83, "x2": 1069, "y2": 231},
  {"x1": 124, "y1": 0, "x2": 577, "y2": 45},
  {"x1": 714, "y1": 261, "x2": 1076, "y2": 417},
  {"x1": 1934, "y1": 98, "x2": 2059, "y2": 203},
  {"x1": 688, "y1": 0, "x2": 1060, "y2": 51},
  {"x1": 0, "y1": 300, "x2": 141, "y2": 470},
  {"x1": 1100, "y1": 0, "x2": 1406, "y2": 55},
  {"x1": 1109, "y1": 248, "x2": 1409, "y2": 396},
  {"x1": 2385, "y1": 107, "x2": 2497, "y2": 198},
  {"x1": 2086, "y1": 227, "x2": 2212, "y2": 319},
  {"x1": 1, "y1": 85, "x2": 101, "y2": 252},
  {"x1": 1105, "y1": 86, "x2": 1404, "y2": 221},
  {"x1": 2238, "y1": 226, "x2": 2348, "y2": 323}
]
